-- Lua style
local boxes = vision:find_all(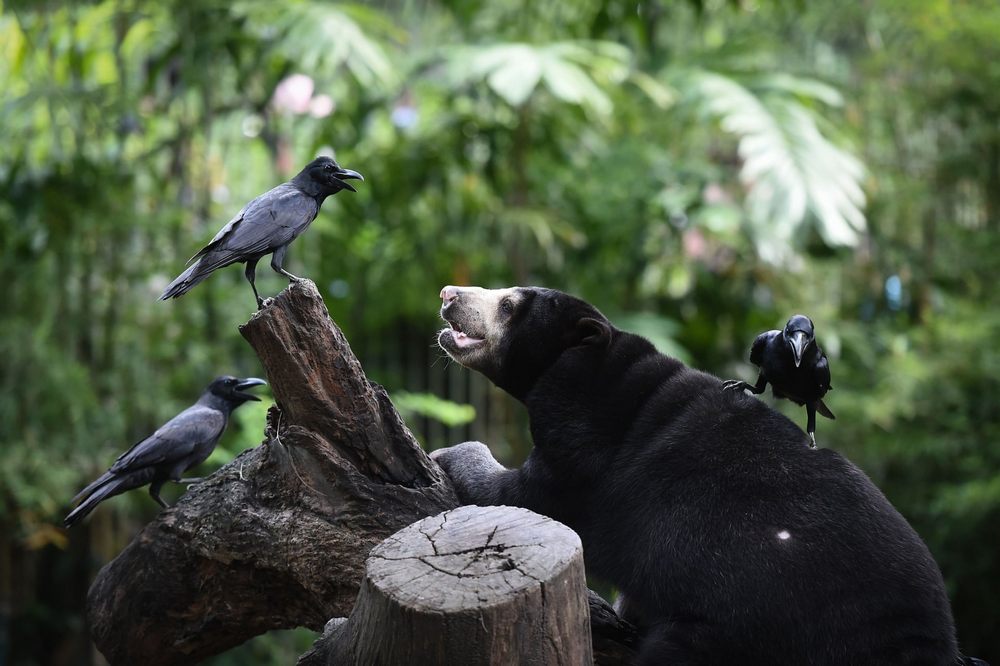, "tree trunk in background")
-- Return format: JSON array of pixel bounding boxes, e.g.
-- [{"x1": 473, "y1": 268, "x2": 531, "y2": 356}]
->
[{"x1": 84, "y1": 280, "x2": 638, "y2": 665}]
